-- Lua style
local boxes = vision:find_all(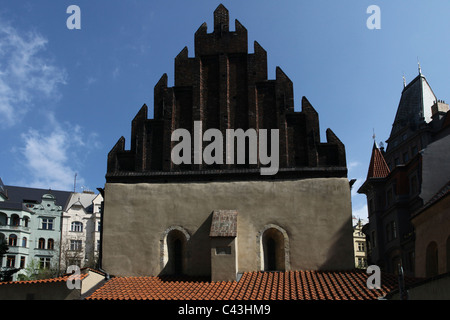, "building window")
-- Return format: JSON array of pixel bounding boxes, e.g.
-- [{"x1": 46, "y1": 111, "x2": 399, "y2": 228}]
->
[
  {"x1": 23, "y1": 217, "x2": 29, "y2": 228},
  {"x1": 96, "y1": 239, "x2": 100, "y2": 251},
  {"x1": 70, "y1": 240, "x2": 82, "y2": 251},
  {"x1": 6, "y1": 255, "x2": 15, "y2": 268},
  {"x1": 403, "y1": 152, "x2": 409, "y2": 163},
  {"x1": 368, "y1": 198, "x2": 374, "y2": 215},
  {"x1": 71, "y1": 221, "x2": 83, "y2": 232},
  {"x1": 39, "y1": 257, "x2": 51, "y2": 269},
  {"x1": 11, "y1": 215, "x2": 20, "y2": 226},
  {"x1": 386, "y1": 221, "x2": 397, "y2": 242},
  {"x1": 41, "y1": 218, "x2": 54, "y2": 230},
  {"x1": 386, "y1": 188, "x2": 393, "y2": 206},
  {"x1": 357, "y1": 241, "x2": 366, "y2": 252},
  {"x1": 262, "y1": 227, "x2": 286, "y2": 271},
  {"x1": 97, "y1": 221, "x2": 101, "y2": 232},
  {"x1": 393, "y1": 221, "x2": 397, "y2": 239},
  {"x1": 215, "y1": 246, "x2": 232, "y2": 255},
  {"x1": 20, "y1": 256, "x2": 26, "y2": 268},
  {"x1": 411, "y1": 146, "x2": 418, "y2": 155},
  {"x1": 426, "y1": 241, "x2": 438, "y2": 277},
  {"x1": 47, "y1": 238, "x2": 54, "y2": 250},
  {"x1": 0, "y1": 212, "x2": 7, "y2": 226},
  {"x1": 357, "y1": 257, "x2": 367, "y2": 268},
  {"x1": 38, "y1": 238, "x2": 46, "y2": 249},
  {"x1": 166, "y1": 230, "x2": 186, "y2": 275},
  {"x1": 22, "y1": 237, "x2": 27, "y2": 248},
  {"x1": 8, "y1": 234, "x2": 17, "y2": 246},
  {"x1": 408, "y1": 251, "x2": 415, "y2": 274}
]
